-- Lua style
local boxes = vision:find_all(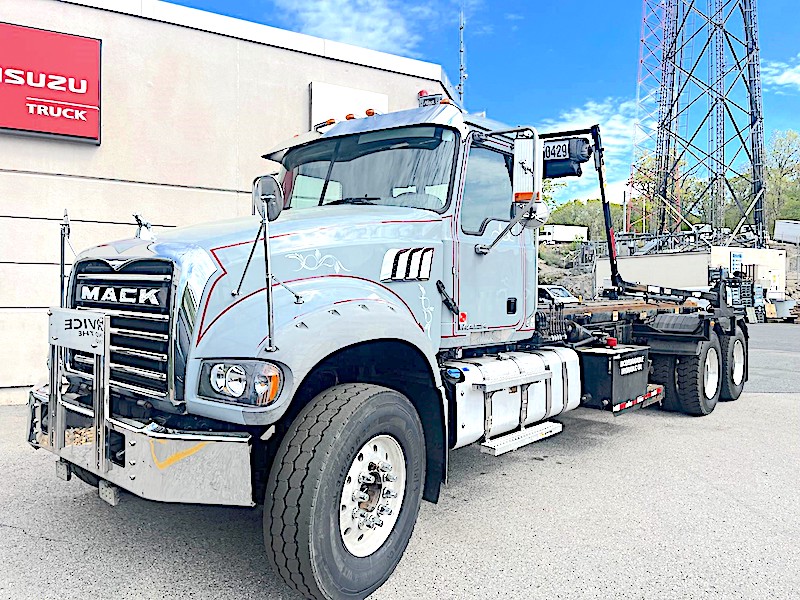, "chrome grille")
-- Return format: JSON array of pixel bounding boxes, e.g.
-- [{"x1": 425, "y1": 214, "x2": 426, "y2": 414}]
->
[{"x1": 69, "y1": 260, "x2": 173, "y2": 398}]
